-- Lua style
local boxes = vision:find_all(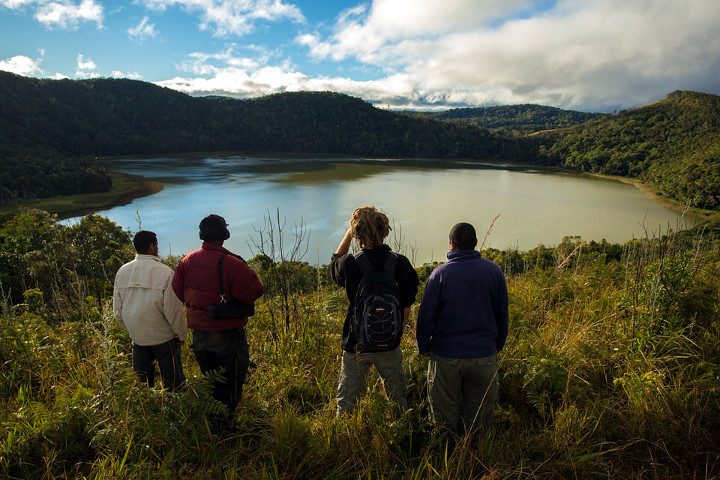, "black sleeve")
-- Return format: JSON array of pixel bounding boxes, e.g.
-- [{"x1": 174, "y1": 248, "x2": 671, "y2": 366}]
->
[
  {"x1": 396, "y1": 255, "x2": 420, "y2": 308},
  {"x1": 330, "y1": 253, "x2": 347, "y2": 288},
  {"x1": 331, "y1": 253, "x2": 361, "y2": 301}
]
